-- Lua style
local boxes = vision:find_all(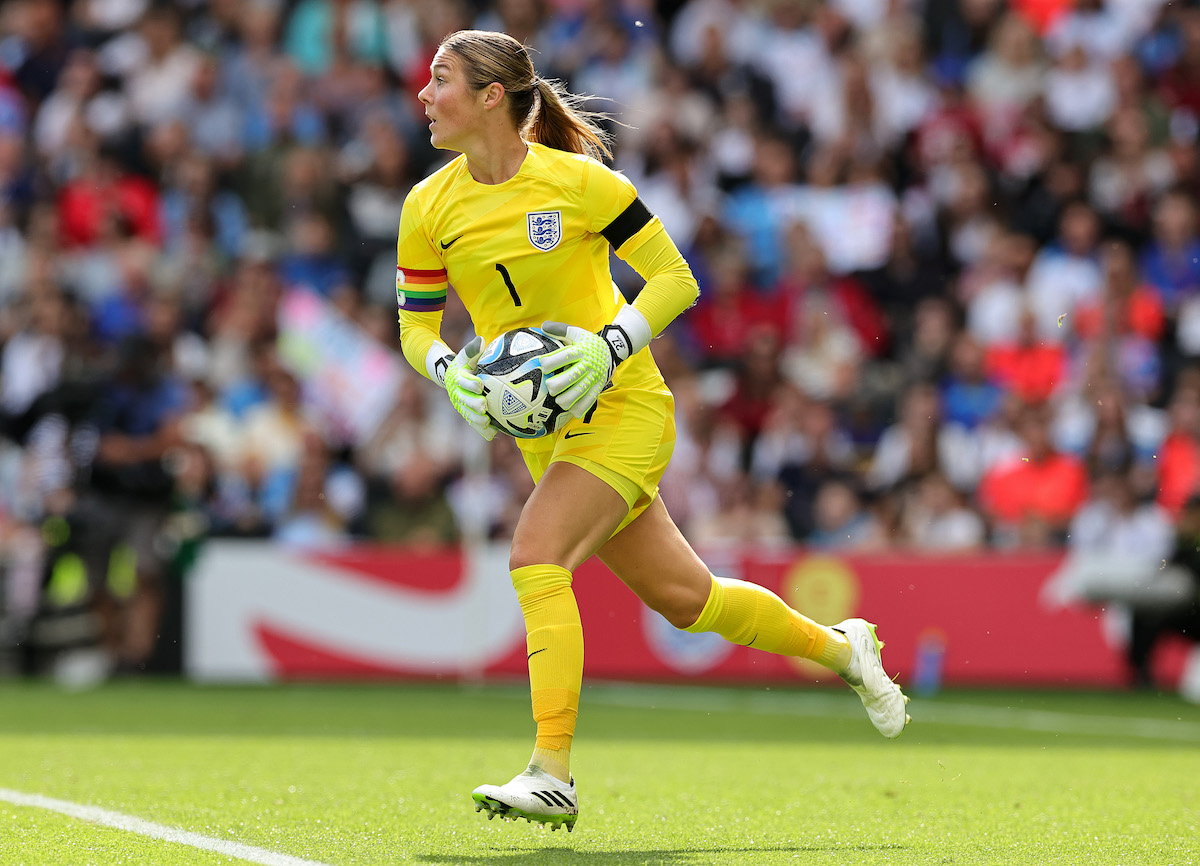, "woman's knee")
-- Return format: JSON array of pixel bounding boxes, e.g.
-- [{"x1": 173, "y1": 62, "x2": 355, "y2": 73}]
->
[
  {"x1": 509, "y1": 538, "x2": 548, "y2": 574},
  {"x1": 647, "y1": 579, "x2": 712, "y2": 630}
]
